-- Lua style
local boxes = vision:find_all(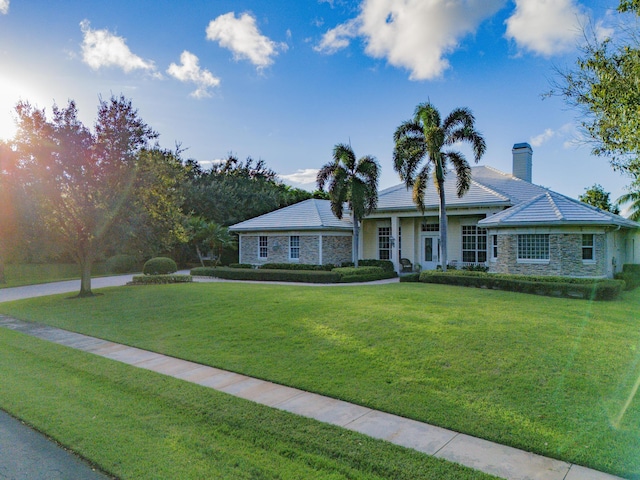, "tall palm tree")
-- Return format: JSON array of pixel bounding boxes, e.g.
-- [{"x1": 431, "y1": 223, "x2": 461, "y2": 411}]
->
[
  {"x1": 618, "y1": 186, "x2": 640, "y2": 221},
  {"x1": 393, "y1": 102, "x2": 486, "y2": 271},
  {"x1": 317, "y1": 143, "x2": 379, "y2": 267}
]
